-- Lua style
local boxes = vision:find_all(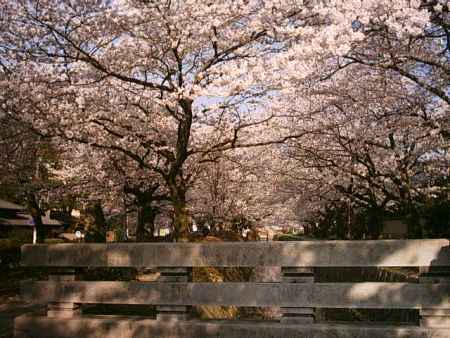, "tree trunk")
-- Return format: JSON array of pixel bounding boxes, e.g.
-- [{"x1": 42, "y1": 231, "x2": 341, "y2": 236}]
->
[
  {"x1": 168, "y1": 98, "x2": 193, "y2": 242},
  {"x1": 169, "y1": 185, "x2": 189, "y2": 241},
  {"x1": 27, "y1": 193, "x2": 45, "y2": 243},
  {"x1": 136, "y1": 205, "x2": 146, "y2": 242},
  {"x1": 173, "y1": 199, "x2": 190, "y2": 241},
  {"x1": 147, "y1": 207, "x2": 156, "y2": 241},
  {"x1": 84, "y1": 202, "x2": 106, "y2": 242},
  {"x1": 136, "y1": 203, "x2": 157, "y2": 242}
]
